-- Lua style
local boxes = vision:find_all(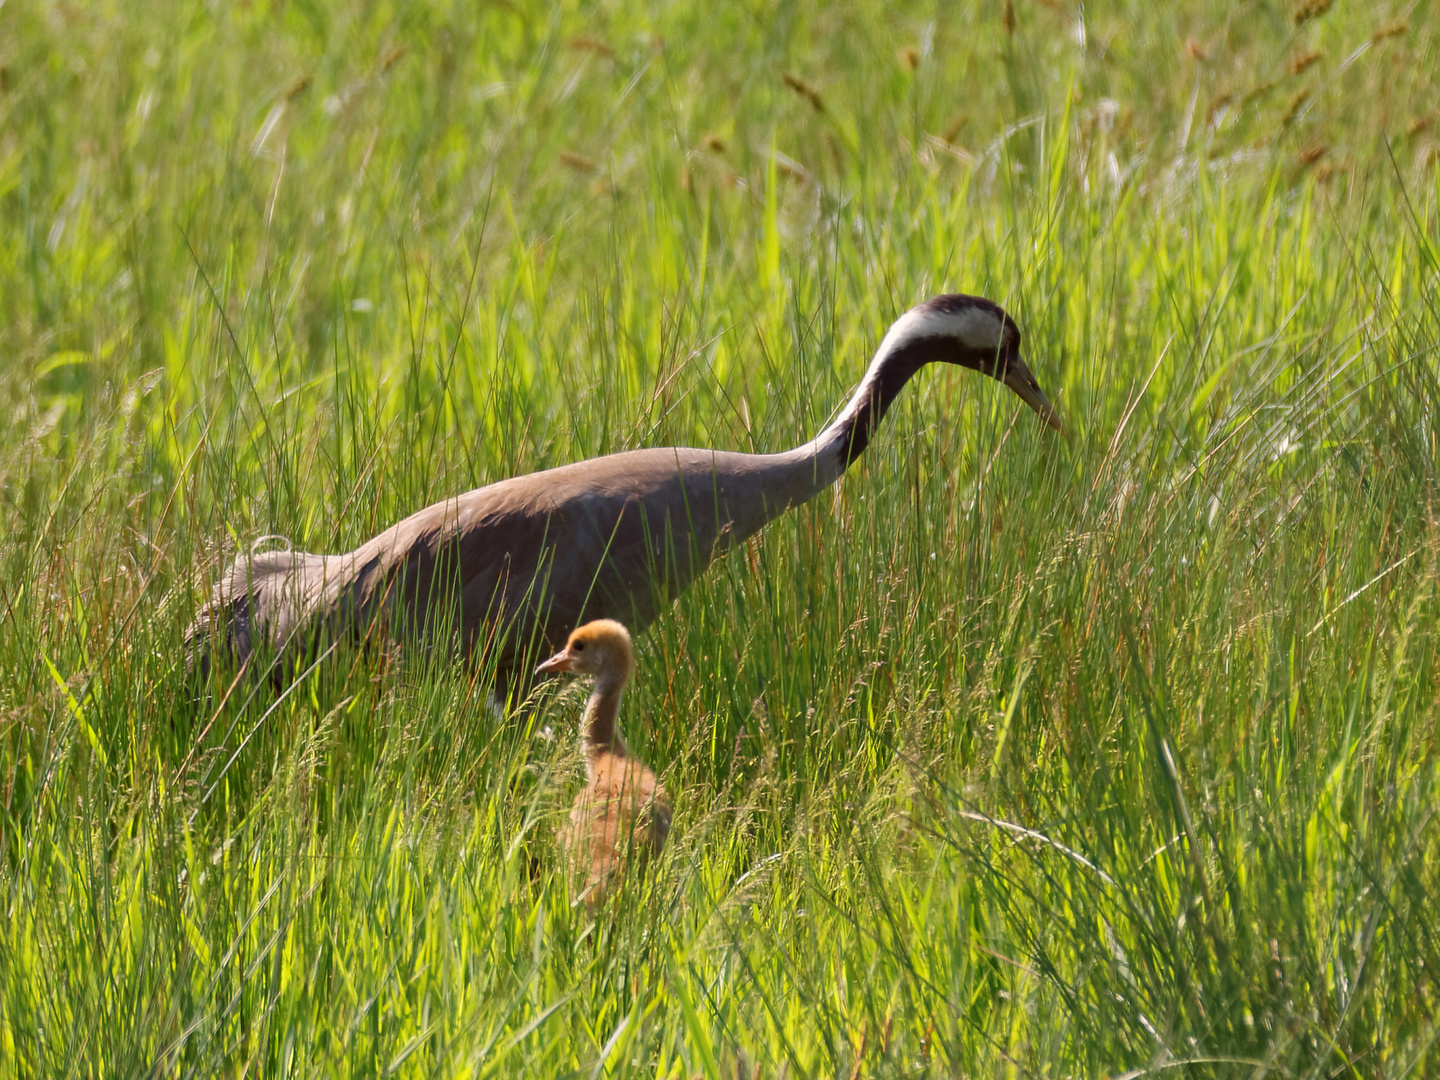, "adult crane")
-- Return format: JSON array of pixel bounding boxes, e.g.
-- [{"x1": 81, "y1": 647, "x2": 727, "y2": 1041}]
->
[{"x1": 186, "y1": 294, "x2": 1062, "y2": 694}]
